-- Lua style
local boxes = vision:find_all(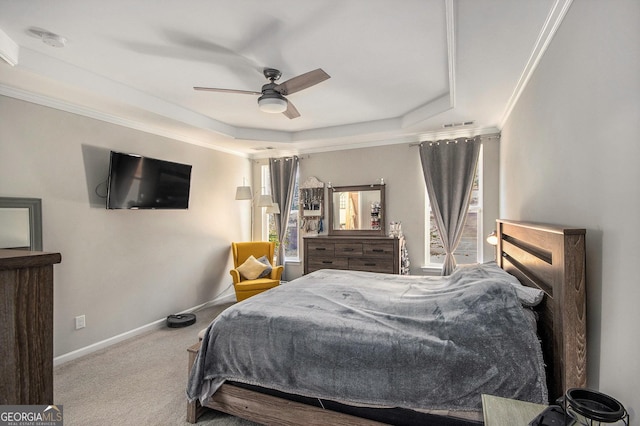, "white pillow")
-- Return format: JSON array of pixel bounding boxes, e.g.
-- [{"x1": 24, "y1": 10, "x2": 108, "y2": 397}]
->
[
  {"x1": 237, "y1": 255, "x2": 269, "y2": 280},
  {"x1": 452, "y1": 262, "x2": 544, "y2": 307}
]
